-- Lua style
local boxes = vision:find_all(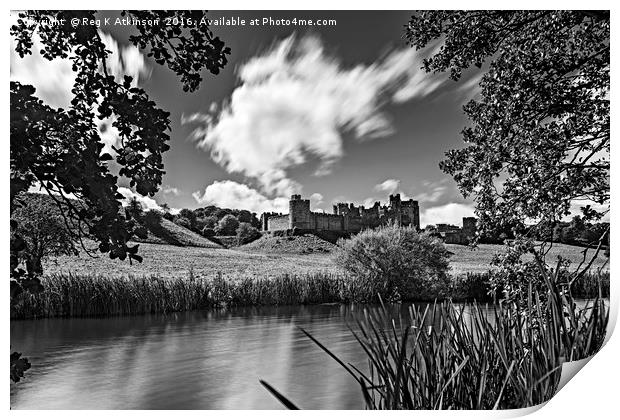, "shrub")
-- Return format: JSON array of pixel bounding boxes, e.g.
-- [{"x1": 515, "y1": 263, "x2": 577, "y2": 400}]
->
[
  {"x1": 334, "y1": 224, "x2": 451, "y2": 301},
  {"x1": 143, "y1": 209, "x2": 163, "y2": 229},
  {"x1": 216, "y1": 214, "x2": 240, "y2": 236},
  {"x1": 236, "y1": 222, "x2": 261, "y2": 245},
  {"x1": 202, "y1": 227, "x2": 216, "y2": 238},
  {"x1": 174, "y1": 216, "x2": 192, "y2": 229}
]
